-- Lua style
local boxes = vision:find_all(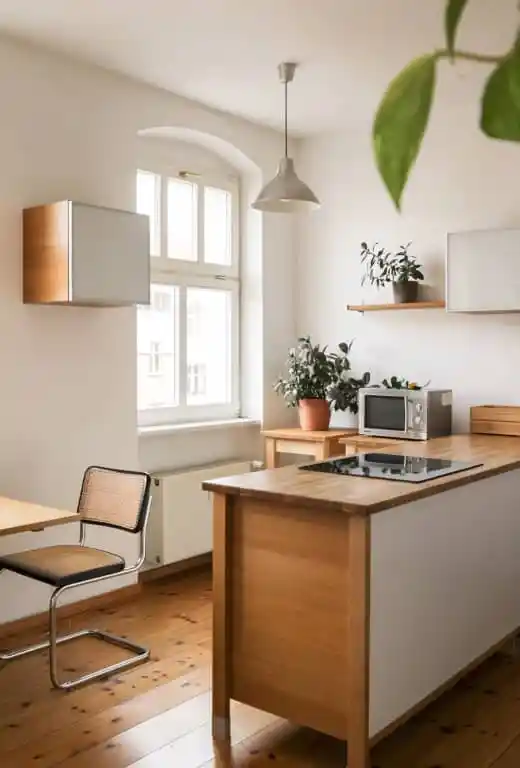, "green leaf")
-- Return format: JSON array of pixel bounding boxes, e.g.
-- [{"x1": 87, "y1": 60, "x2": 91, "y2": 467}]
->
[
  {"x1": 445, "y1": 0, "x2": 469, "y2": 57},
  {"x1": 481, "y1": 46, "x2": 520, "y2": 141},
  {"x1": 373, "y1": 55, "x2": 437, "y2": 210}
]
